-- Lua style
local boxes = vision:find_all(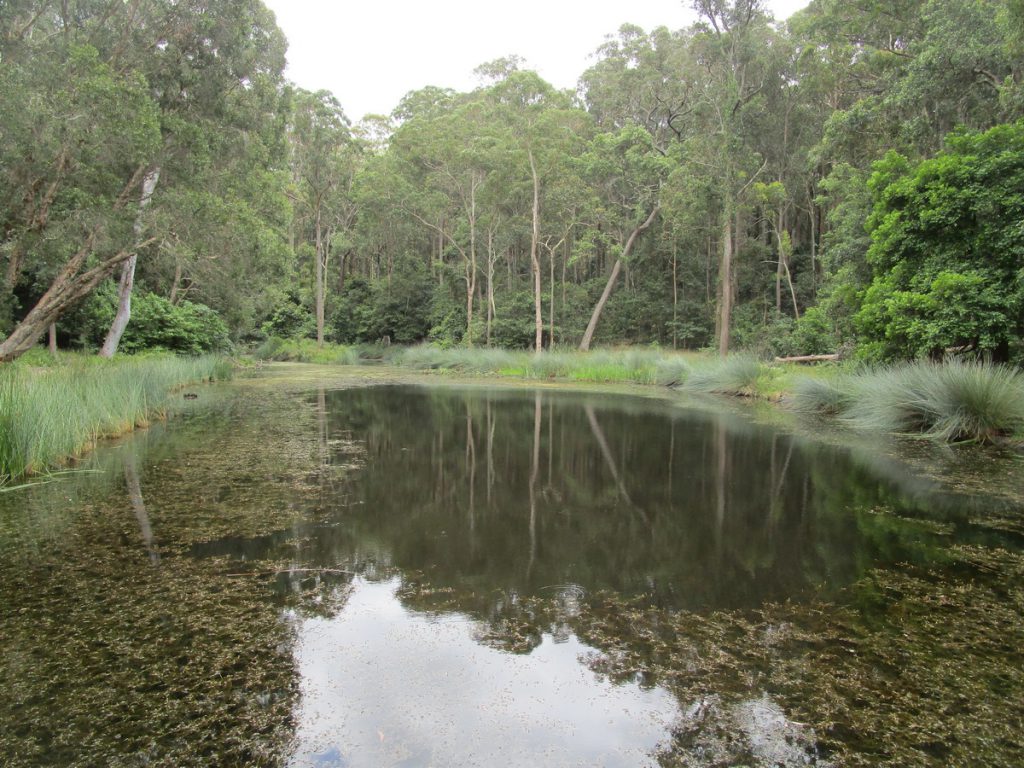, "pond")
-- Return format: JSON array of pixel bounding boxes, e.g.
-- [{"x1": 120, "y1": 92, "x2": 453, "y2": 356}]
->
[{"x1": 2, "y1": 370, "x2": 1023, "y2": 767}]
